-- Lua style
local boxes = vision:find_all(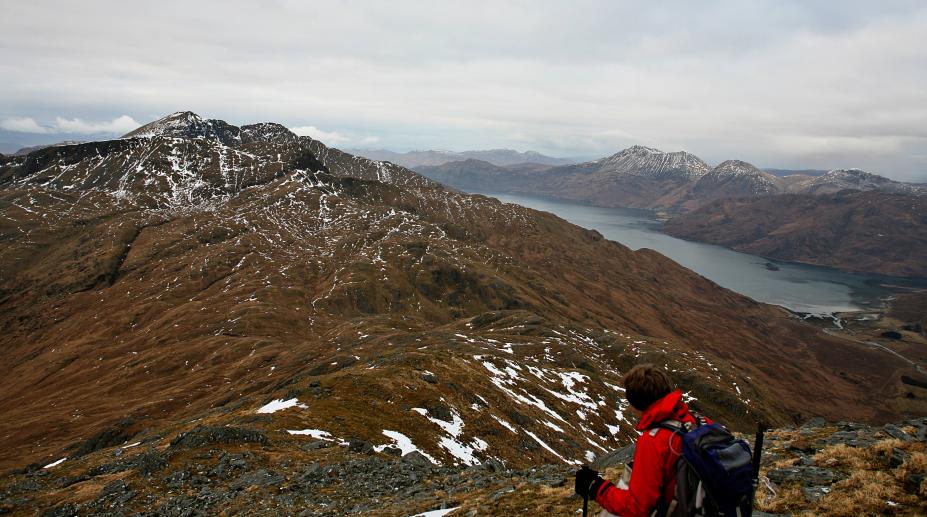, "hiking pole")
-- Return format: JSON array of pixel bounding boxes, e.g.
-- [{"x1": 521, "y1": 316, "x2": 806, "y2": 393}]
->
[
  {"x1": 749, "y1": 421, "x2": 768, "y2": 517},
  {"x1": 582, "y1": 492, "x2": 589, "y2": 517}
]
